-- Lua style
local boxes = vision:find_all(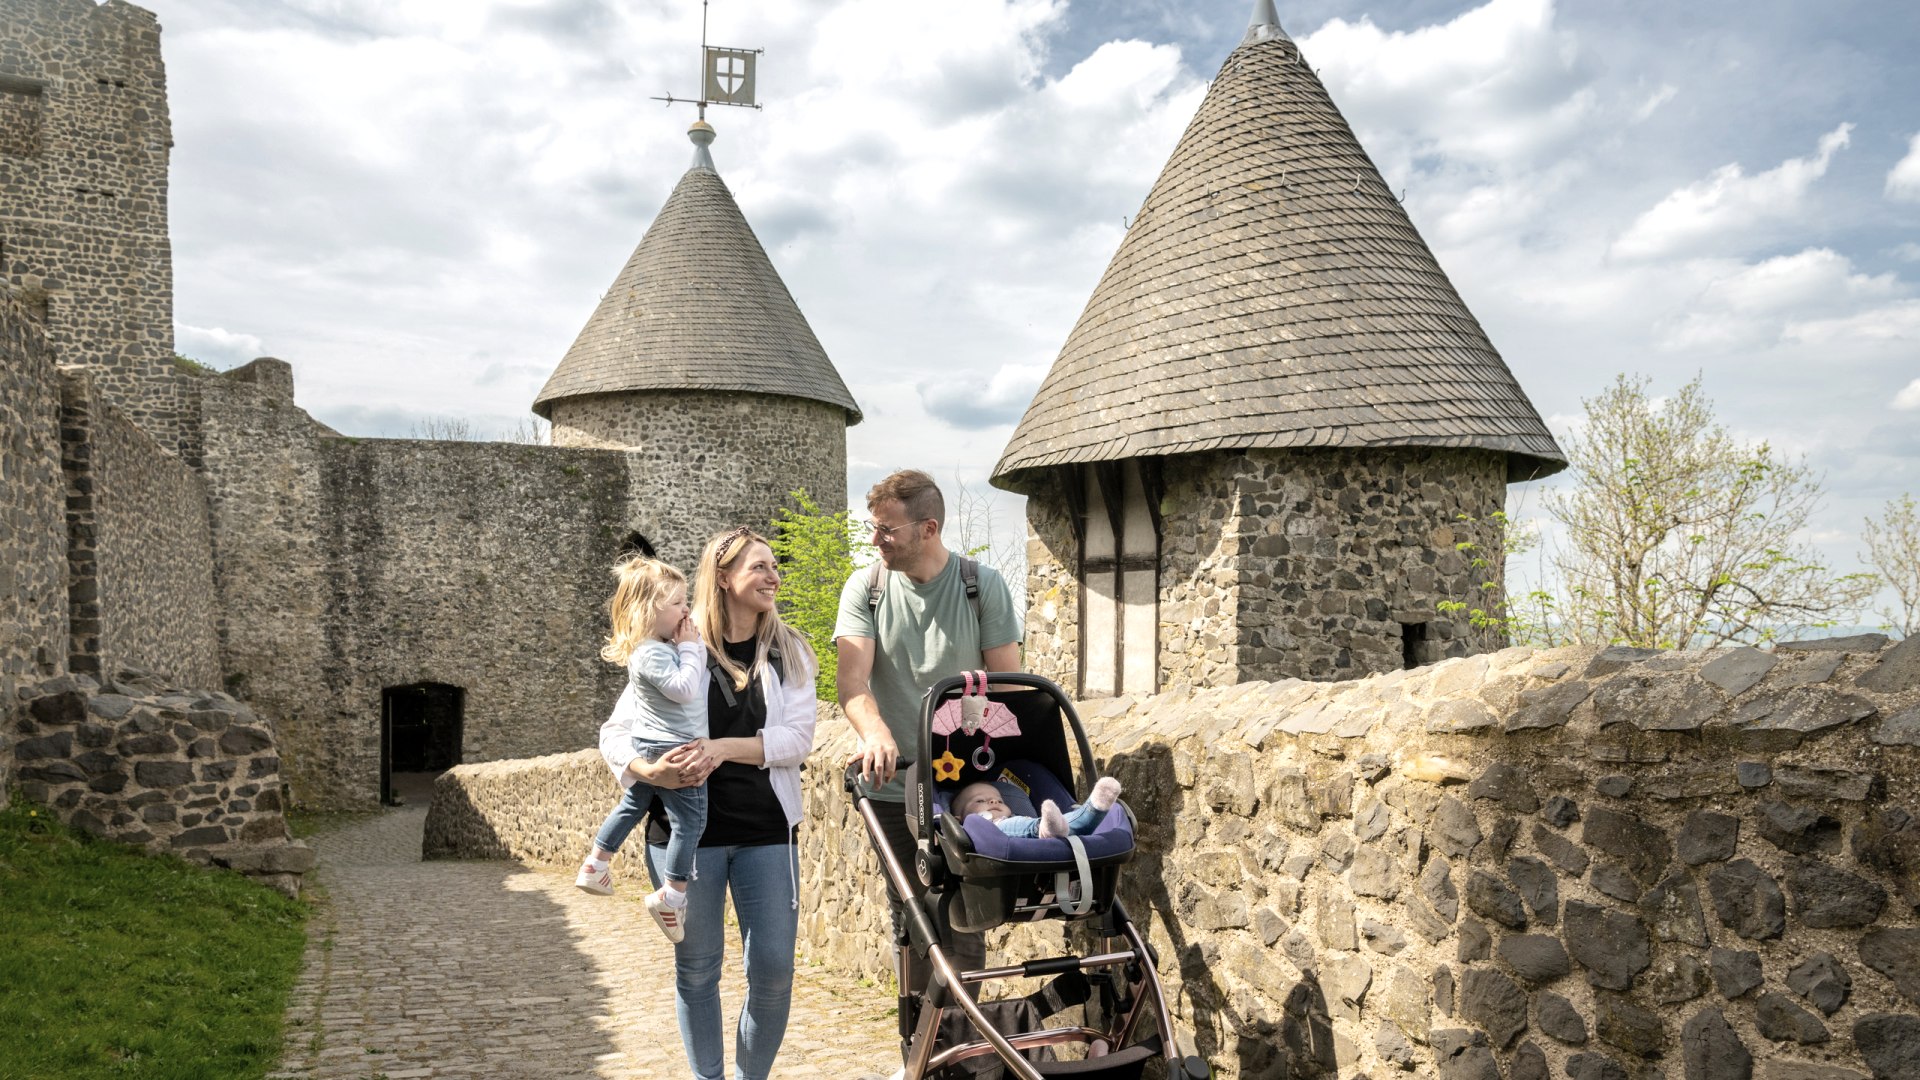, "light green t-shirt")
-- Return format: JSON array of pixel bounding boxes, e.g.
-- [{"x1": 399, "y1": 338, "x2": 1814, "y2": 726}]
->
[{"x1": 834, "y1": 553, "x2": 1022, "y2": 802}]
